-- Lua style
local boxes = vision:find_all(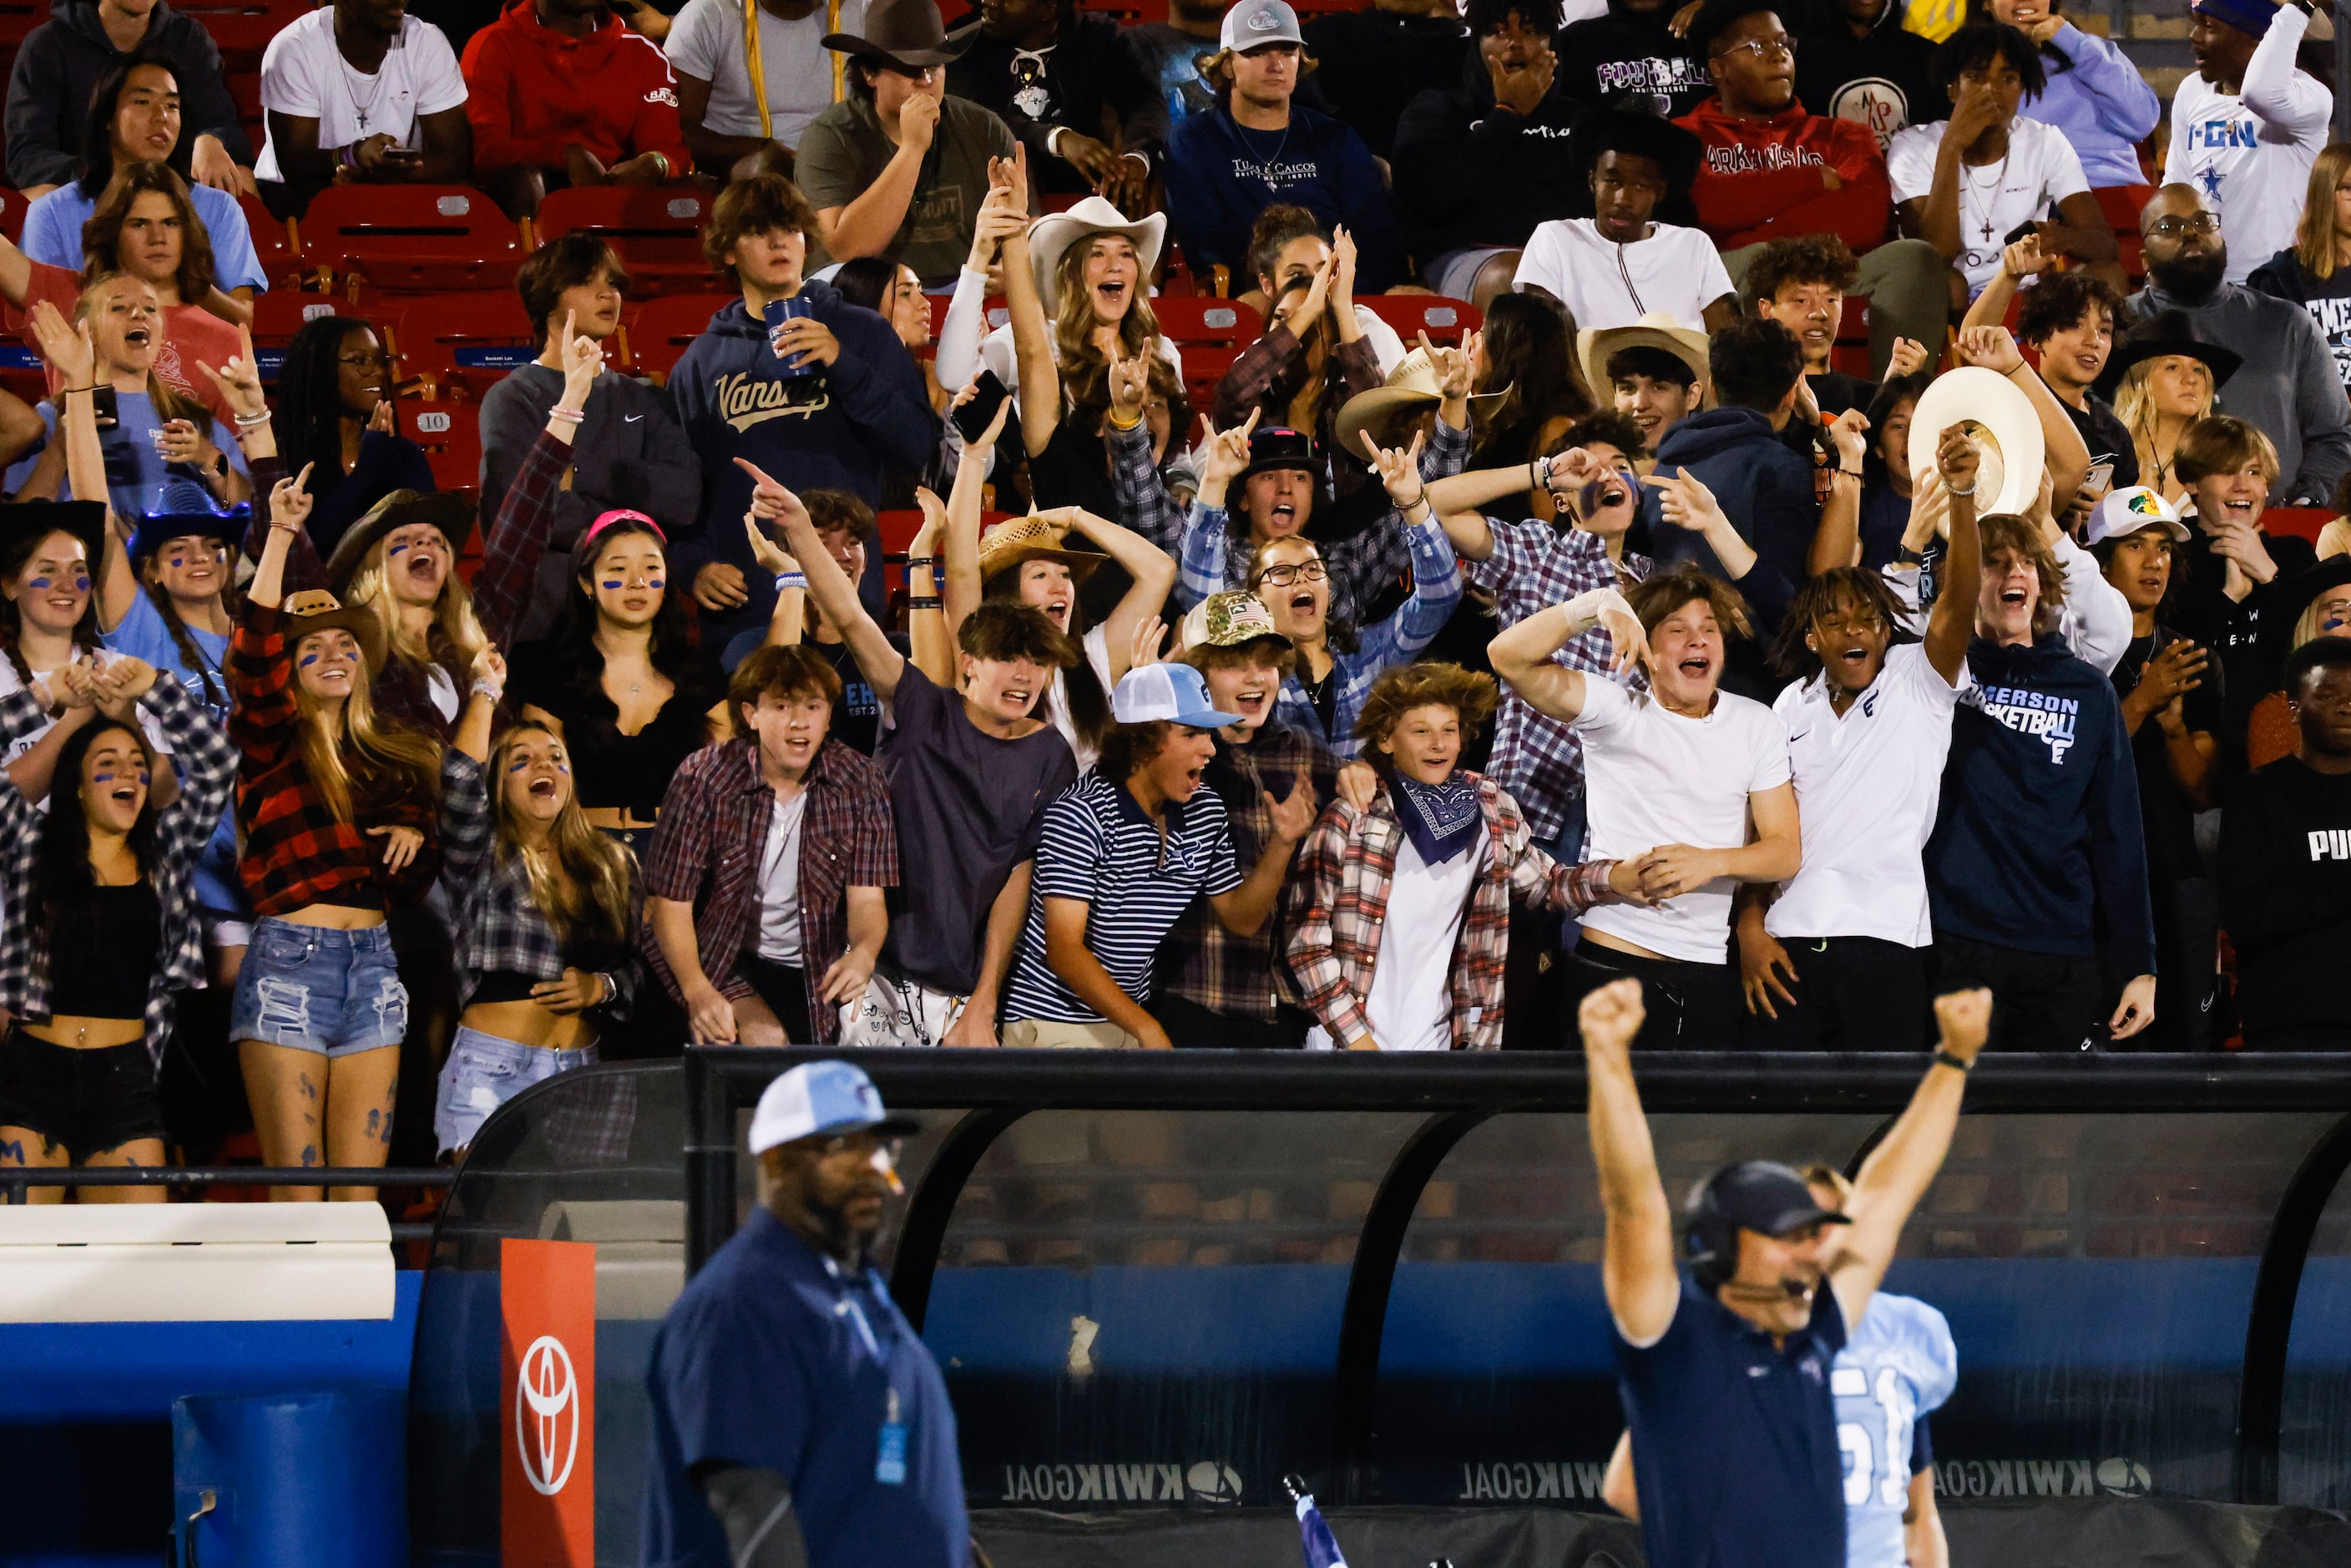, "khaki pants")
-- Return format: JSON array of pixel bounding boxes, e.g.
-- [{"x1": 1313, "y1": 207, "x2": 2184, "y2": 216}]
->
[
  {"x1": 1002, "y1": 1019, "x2": 1143, "y2": 1050},
  {"x1": 1722, "y1": 236, "x2": 1949, "y2": 382}
]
